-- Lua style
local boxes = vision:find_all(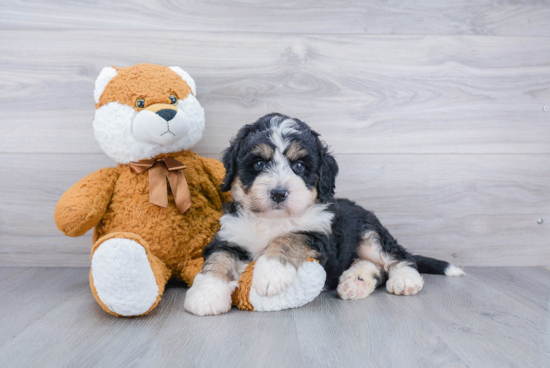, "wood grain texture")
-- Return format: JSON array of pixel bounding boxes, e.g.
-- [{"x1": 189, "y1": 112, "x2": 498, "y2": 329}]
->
[
  {"x1": 0, "y1": 267, "x2": 548, "y2": 367},
  {"x1": 1, "y1": 1, "x2": 549, "y2": 36},
  {"x1": 1, "y1": 153, "x2": 548, "y2": 267},
  {"x1": 467, "y1": 267, "x2": 550, "y2": 313},
  {"x1": 1, "y1": 31, "x2": 550, "y2": 155},
  {"x1": 0, "y1": 267, "x2": 88, "y2": 346}
]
